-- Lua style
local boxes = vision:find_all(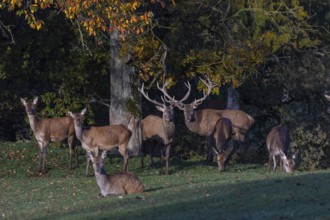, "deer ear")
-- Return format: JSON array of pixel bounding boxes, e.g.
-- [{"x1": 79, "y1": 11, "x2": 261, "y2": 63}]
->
[
  {"x1": 81, "y1": 108, "x2": 87, "y2": 115},
  {"x1": 68, "y1": 111, "x2": 74, "y2": 118},
  {"x1": 20, "y1": 98, "x2": 27, "y2": 106},
  {"x1": 192, "y1": 101, "x2": 198, "y2": 109},
  {"x1": 33, "y1": 97, "x2": 39, "y2": 105},
  {"x1": 292, "y1": 150, "x2": 300, "y2": 159}
]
